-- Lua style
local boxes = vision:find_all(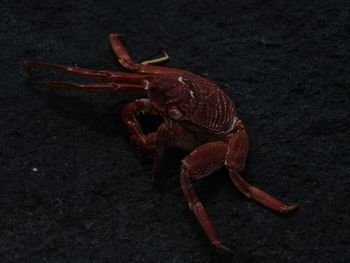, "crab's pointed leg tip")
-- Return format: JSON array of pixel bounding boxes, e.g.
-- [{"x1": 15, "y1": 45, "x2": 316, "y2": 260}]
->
[
  {"x1": 284, "y1": 203, "x2": 299, "y2": 213},
  {"x1": 213, "y1": 243, "x2": 235, "y2": 254}
]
